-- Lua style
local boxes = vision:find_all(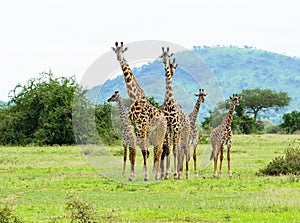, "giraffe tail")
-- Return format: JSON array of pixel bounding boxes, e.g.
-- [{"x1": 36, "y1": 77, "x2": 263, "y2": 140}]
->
[{"x1": 209, "y1": 151, "x2": 214, "y2": 160}]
